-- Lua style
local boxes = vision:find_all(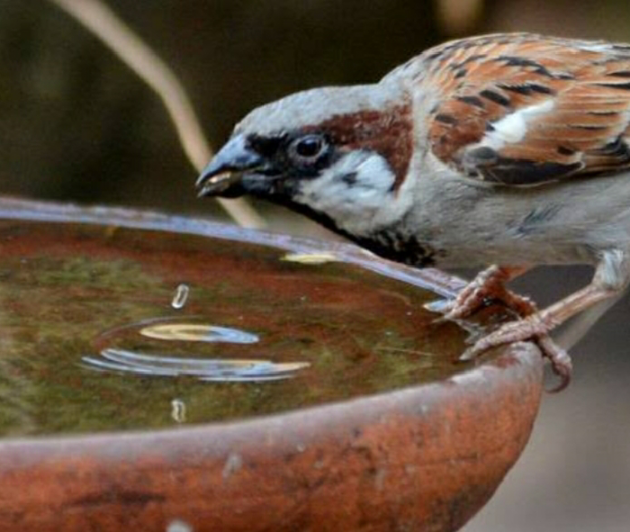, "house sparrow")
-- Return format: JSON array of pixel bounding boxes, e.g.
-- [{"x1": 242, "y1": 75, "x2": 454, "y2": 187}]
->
[{"x1": 197, "y1": 33, "x2": 630, "y2": 390}]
